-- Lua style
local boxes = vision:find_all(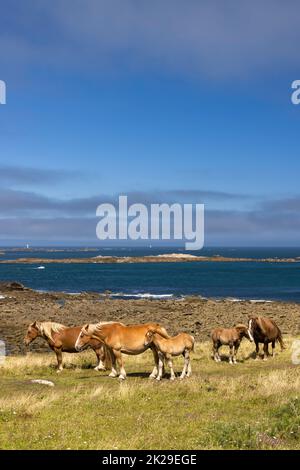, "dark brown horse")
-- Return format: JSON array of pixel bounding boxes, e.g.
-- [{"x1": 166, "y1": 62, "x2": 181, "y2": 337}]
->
[
  {"x1": 24, "y1": 321, "x2": 110, "y2": 372},
  {"x1": 248, "y1": 316, "x2": 285, "y2": 359}
]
